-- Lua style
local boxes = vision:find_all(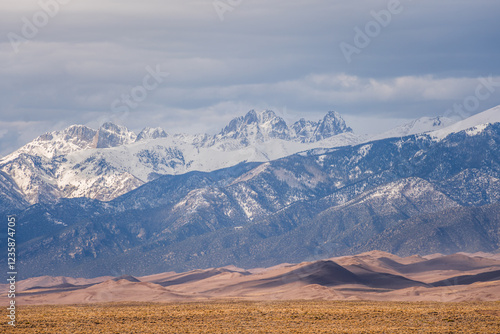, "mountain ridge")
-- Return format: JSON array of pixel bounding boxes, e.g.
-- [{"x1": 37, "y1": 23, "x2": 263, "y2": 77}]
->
[
  {"x1": 0, "y1": 110, "x2": 358, "y2": 204},
  {"x1": 4, "y1": 120, "x2": 500, "y2": 279},
  {"x1": 1, "y1": 107, "x2": 499, "y2": 280}
]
